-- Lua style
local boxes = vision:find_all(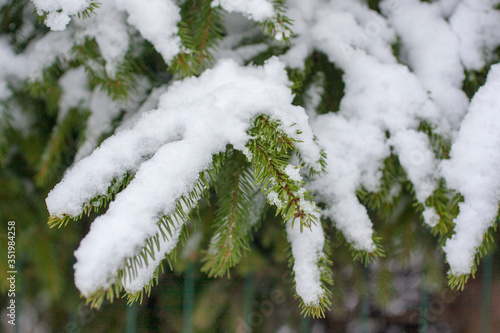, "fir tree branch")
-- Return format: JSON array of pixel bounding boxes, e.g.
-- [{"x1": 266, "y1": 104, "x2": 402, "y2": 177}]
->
[
  {"x1": 71, "y1": 38, "x2": 140, "y2": 100},
  {"x1": 286, "y1": 221, "x2": 333, "y2": 318},
  {"x1": 47, "y1": 170, "x2": 134, "y2": 228},
  {"x1": 425, "y1": 181, "x2": 463, "y2": 246},
  {"x1": 418, "y1": 121, "x2": 451, "y2": 160},
  {"x1": 333, "y1": 229, "x2": 386, "y2": 265},
  {"x1": 447, "y1": 219, "x2": 497, "y2": 290},
  {"x1": 171, "y1": 0, "x2": 224, "y2": 77},
  {"x1": 84, "y1": 153, "x2": 225, "y2": 308},
  {"x1": 28, "y1": 60, "x2": 65, "y2": 115},
  {"x1": 193, "y1": 0, "x2": 223, "y2": 69},
  {"x1": 201, "y1": 150, "x2": 256, "y2": 277},
  {"x1": 357, "y1": 154, "x2": 407, "y2": 214},
  {"x1": 76, "y1": 2, "x2": 101, "y2": 20},
  {"x1": 247, "y1": 115, "x2": 320, "y2": 231},
  {"x1": 33, "y1": 1, "x2": 101, "y2": 26},
  {"x1": 259, "y1": 0, "x2": 293, "y2": 44},
  {"x1": 36, "y1": 108, "x2": 90, "y2": 188}
]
